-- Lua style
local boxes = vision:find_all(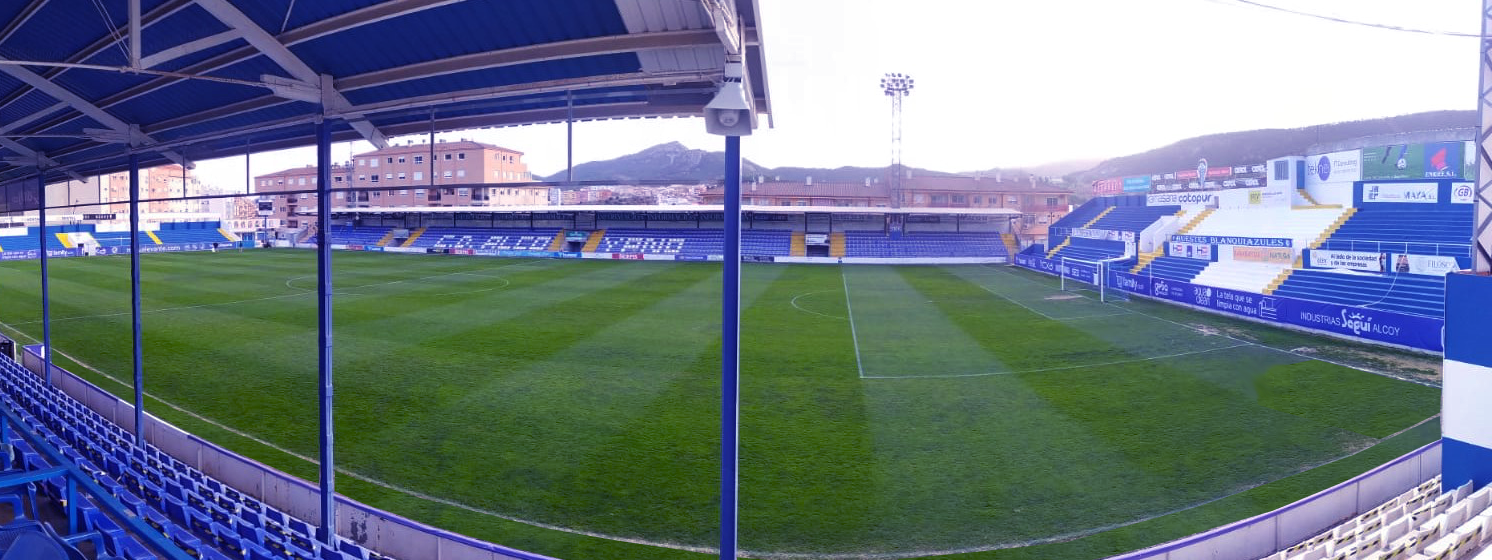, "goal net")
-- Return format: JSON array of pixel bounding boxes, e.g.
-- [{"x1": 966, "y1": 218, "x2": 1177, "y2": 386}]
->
[{"x1": 1059, "y1": 256, "x2": 1129, "y2": 303}]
